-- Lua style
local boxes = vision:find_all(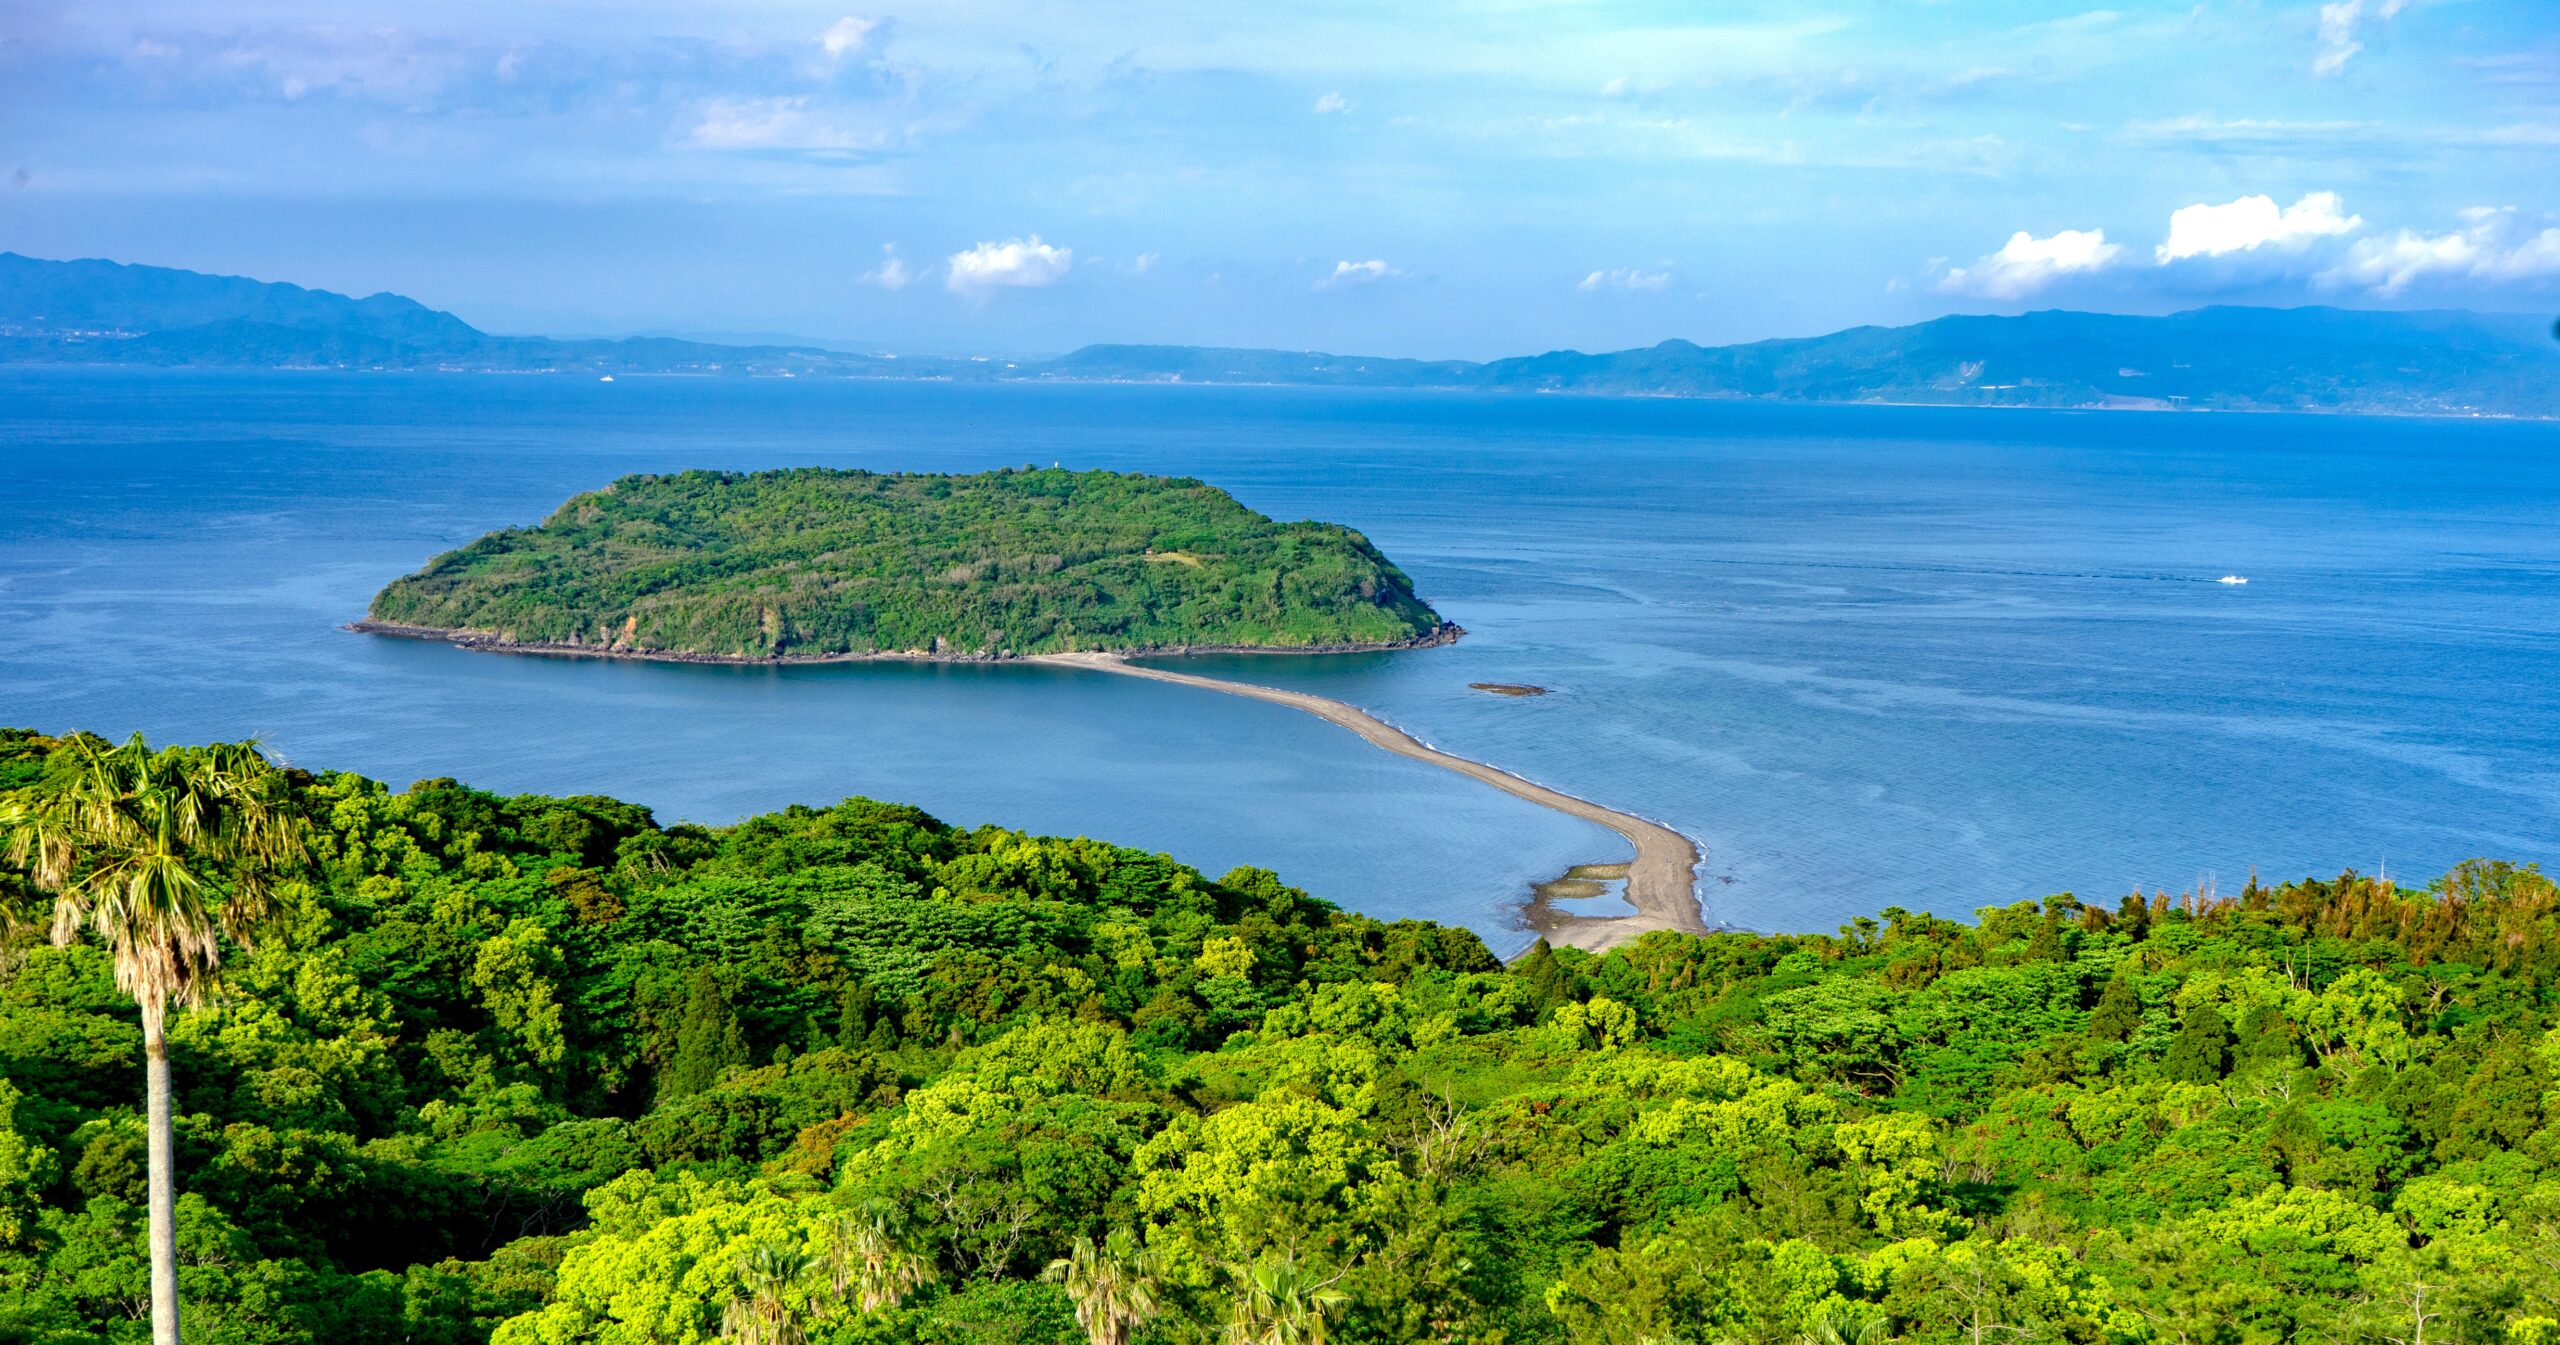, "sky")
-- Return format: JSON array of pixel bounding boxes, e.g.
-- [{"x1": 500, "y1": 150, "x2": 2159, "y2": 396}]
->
[{"x1": 1, "y1": 0, "x2": 2555, "y2": 357}]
